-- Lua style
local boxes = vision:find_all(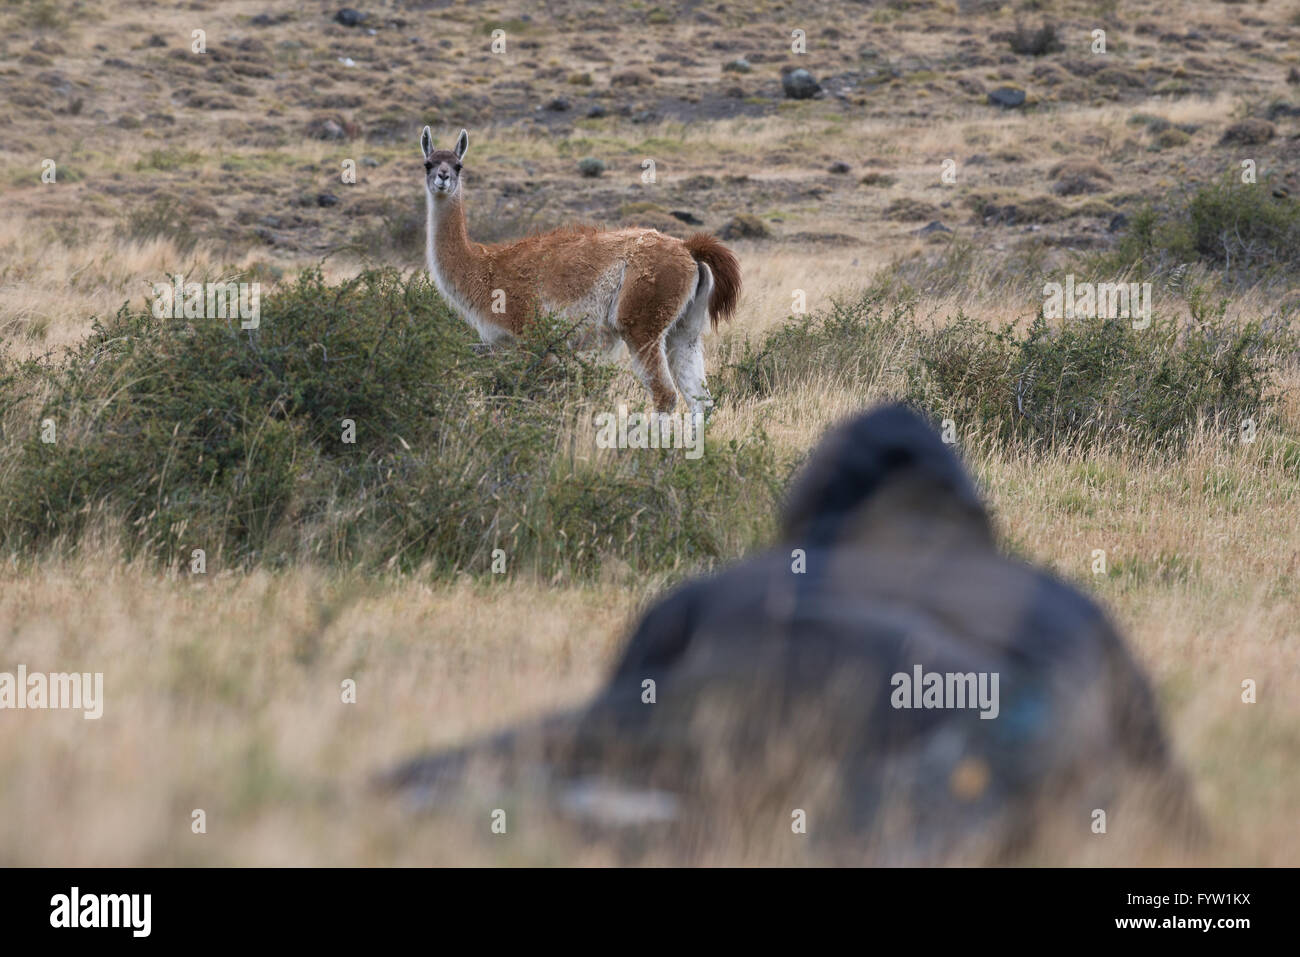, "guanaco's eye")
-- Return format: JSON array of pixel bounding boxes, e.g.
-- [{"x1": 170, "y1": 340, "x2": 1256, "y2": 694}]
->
[
  {"x1": 424, "y1": 161, "x2": 434, "y2": 171},
  {"x1": 453, "y1": 164, "x2": 462, "y2": 173}
]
